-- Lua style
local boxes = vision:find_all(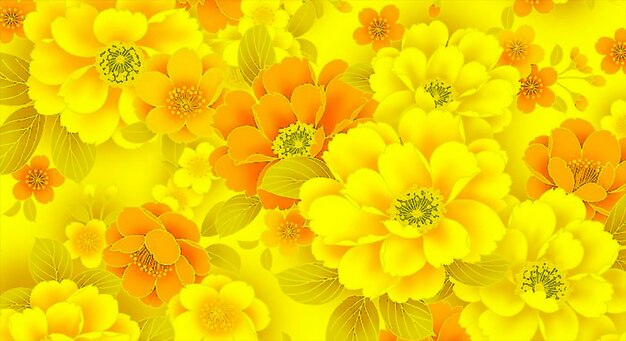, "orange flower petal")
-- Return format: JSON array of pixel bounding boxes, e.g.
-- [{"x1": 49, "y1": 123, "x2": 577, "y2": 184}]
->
[
  {"x1": 438, "y1": 313, "x2": 470, "y2": 341},
  {"x1": 285, "y1": 210, "x2": 305, "y2": 227},
  {"x1": 560, "y1": 119, "x2": 595, "y2": 144},
  {"x1": 602, "y1": 55, "x2": 620, "y2": 74},
  {"x1": 145, "y1": 229, "x2": 180, "y2": 265},
  {"x1": 372, "y1": 39, "x2": 391, "y2": 51},
  {"x1": 122, "y1": 264, "x2": 156, "y2": 298},
  {"x1": 548, "y1": 158, "x2": 574, "y2": 192},
  {"x1": 291, "y1": 84, "x2": 324, "y2": 125},
  {"x1": 12, "y1": 165, "x2": 30, "y2": 180},
  {"x1": 298, "y1": 228, "x2": 315, "y2": 245},
  {"x1": 513, "y1": 0, "x2": 532, "y2": 16},
  {"x1": 527, "y1": 176, "x2": 554, "y2": 199},
  {"x1": 227, "y1": 126, "x2": 274, "y2": 163},
  {"x1": 216, "y1": 0, "x2": 243, "y2": 20},
  {"x1": 611, "y1": 161, "x2": 626, "y2": 191},
  {"x1": 549, "y1": 128, "x2": 582, "y2": 162},
  {"x1": 591, "y1": 192, "x2": 625, "y2": 215},
  {"x1": 110, "y1": 235, "x2": 145, "y2": 253},
  {"x1": 517, "y1": 94, "x2": 535, "y2": 113},
  {"x1": 597, "y1": 164, "x2": 616, "y2": 189},
  {"x1": 388, "y1": 23, "x2": 404, "y2": 40},
  {"x1": 134, "y1": 71, "x2": 172, "y2": 107},
  {"x1": 615, "y1": 28, "x2": 626, "y2": 42},
  {"x1": 353, "y1": 27, "x2": 372, "y2": 45},
  {"x1": 179, "y1": 240, "x2": 210, "y2": 275},
  {"x1": 105, "y1": 223, "x2": 123, "y2": 244},
  {"x1": 13, "y1": 182, "x2": 32, "y2": 200},
  {"x1": 175, "y1": 257, "x2": 195, "y2": 285},
  {"x1": 140, "y1": 291, "x2": 162, "y2": 307},
  {"x1": 596, "y1": 37, "x2": 614, "y2": 54},
  {"x1": 582, "y1": 130, "x2": 621, "y2": 166},
  {"x1": 167, "y1": 48, "x2": 202, "y2": 87},
  {"x1": 516, "y1": 25, "x2": 535, "y2": 42},
  {"x1": 213, "y1": 153, "x2": 266, "y2": 195},
  {"x1": 145, "y1": 107, "x2": 186, "y2": 134},
  {"x1": 358, "y1": 8, "x2": 378, "y2": 26},
  {"x1": 536, "y1": 88, "x2": 555, "y2": 107},
  {"x1": 30, "y1": 155, "x2": 49, "y2": 169},
  {"x1": 117, "y1": 207, "x2": 163, "y2": 236},
  {"x1": 574, "y1": 182, "x2": 607, "y2": 202},
  {"x1": 187, "y1": 107, "x2": 216, "y2": 138},
  {"x1": 380, "y1": 5, "x2": 399, "y2": 23},
  {"x1": 198, "y1": 68, "x2": 224, "y2": 105},
  {"x1": 318, "y1": 60, "x2": 348, "y2": 86},
  {"x1": 319, "y1": 78, "x2": 368, "y2": 135},
  {"x1": 159, "y1": 212, "x2": 200, "y2": 242},
  {"x1": 103, "y1": 248, "x2": 132, "y2": 267},
  {"x1": 253, "y1": 93, "x2": 297, "y2": 140},
  {"x1": 34, "y1": 187, "x2": 54, "y2": 204},
  {"x1": 538, "y1": 67, "x2": 557, "y2": 86},
  {"x1": 46, "y1": 169, "x2": 65, "y2": 187},
  {"x1": 213, "y1": 91, "x2": 256, "y2": 139},
  {"x1": 262, "y1": 57, "x2": 314, "y2": 98},
  {"x1": 264, "y1": 210, "x2": 284, "y2": 230},
  {"x1": 197, "y1": 0, "x2": 229, "y2": 33},
  {"x1": 257, "y1": 188, "x2": 296, "y2": 210},
  {"x1": 524, "y1": 143, "x2": 552, "y2": 183},
  {"x1": 534, "y1": 0, "x2": 553, "y2": 13},
  {"x1": 142, "y1": 202, "x2": 172, "y2": 217}
]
